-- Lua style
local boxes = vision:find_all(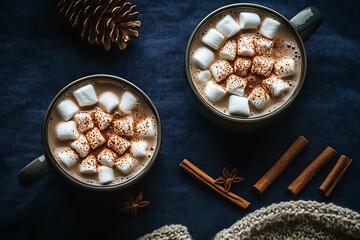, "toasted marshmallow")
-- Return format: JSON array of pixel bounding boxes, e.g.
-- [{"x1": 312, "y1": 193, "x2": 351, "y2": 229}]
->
[
  {"x1": 56, "y1": 147, "x2": 79, "y2": 168},
  {"x1": 73, "y1": 112, "x2": 94, "y2": 133},
  {"x1": 80, "y1": 155, "x2": 97, "y2": 174},
  {"x1": 202, "y1": 28, "x2": 225, "y2": 50},
  {"x1": 56, "y1": 121, "x2": 79, "y2": 141},
  {"x1": 98, "y1": 166, "x2": 115, "y2": 184},
  {"x1": 93, "y1": 108, "x2": 113, "y2": 130},
  {"x1": 99, "y1": 91, "x2": 119, "y2": 113},
  {"x1": 254, "y1": 37, "x2": 274, "y2": 56},
  {"x1": 107, "y1": 134, "x2": 131, "y2": 155},
  {"x1": 197, "y1": 70, "x2": 212, "y2": 84},
  {"x1": 248, "y1": 87, "x2": 270, "y2": 109},
  {"x1": 274, "y1": 58, "x2": 295, "y2": 78},
  {"x1": 234, "y1": 57, "x2": 252, "y2": 77},
  {"x1": 85, "y1": 127, "x2": 106, "y2": 149},
  {"x1": 204, "y1": 81, "x2": 226, "y2": 103},
  {"x1": 228, "y1": 95, "x2": 250, "y2": 116},
  {"x1": 119, "y1": 91, "x2": 137, "y2": 114},
  {"x1": 57, "y1": 99, "x2": 79, "y2": 121},
  {"x1": 262, "y1": 76, "x2": 290, "y2": 97},
  {"x1": 239, "y1": 12, "x2": 261, "y2": 29},
  {"x1": 251, "y1": 56, "x2": 275, "y2": 77},
  {"x1": 219, "y1": 40, "x2": 237, "y2": 61},
  {"x1": 97, "y1": 148, "x2": 117, "y2": 167},
  {"x1": 259, "y1": 17, "x2": 281, "y2": 39},
  {"x1": 136, "y1": 118, "x2": 156, "y2": 137},
  {"x1": 216, "y1": 15, "x2": 241, "y2": 38},
  {"x1": 193, "y1": 47, "x2": 214, "y2": 69},
  {"x1": 131, "y1": 141, "x2": 148, "y2": 158},
  {"x1": 226, "y1": 75, "x2": 247, "y2": 97},
  {"x1": 210, "y1": 59, "x2": 233, "y2": 82},
  {"x1": 73, "y1": 84, "x2": 98, "y2": 107},
  {"x1": 70, "y1": 134, "x2": 90, "y2": 158},
  {"x1": 115, "y1": 153, "x2": 137, "y2": 175},
  {"x1": 113, "y1": 116, "x2": 134, "y2": 137},
  {"x1": 237, "y1": 35, "x2": 255, "y2": 57}
]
